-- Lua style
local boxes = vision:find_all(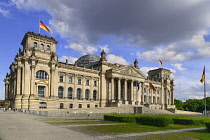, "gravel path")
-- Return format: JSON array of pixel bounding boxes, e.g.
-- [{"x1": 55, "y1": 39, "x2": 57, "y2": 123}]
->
[{"x1": 0, "y1": 110, "x2": 99, "y2": 140}]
